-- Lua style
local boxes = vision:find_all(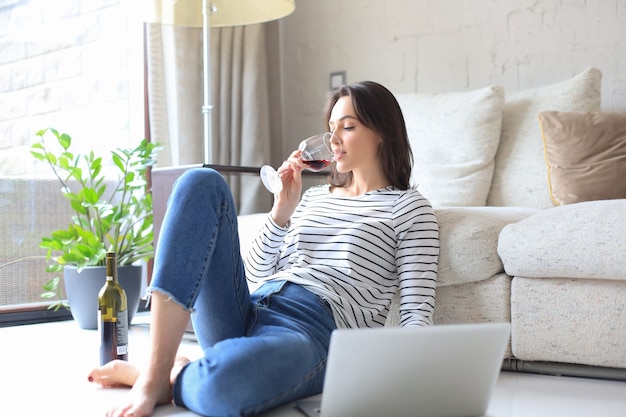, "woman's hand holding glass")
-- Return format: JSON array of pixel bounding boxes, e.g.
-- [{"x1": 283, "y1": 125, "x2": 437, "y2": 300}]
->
[
  {"x1": 268, "y1": 149, "x2": 305, "y2": 227},
  {"x1": 260, "y1": 132, "x2": 342, "y2": 194}
]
